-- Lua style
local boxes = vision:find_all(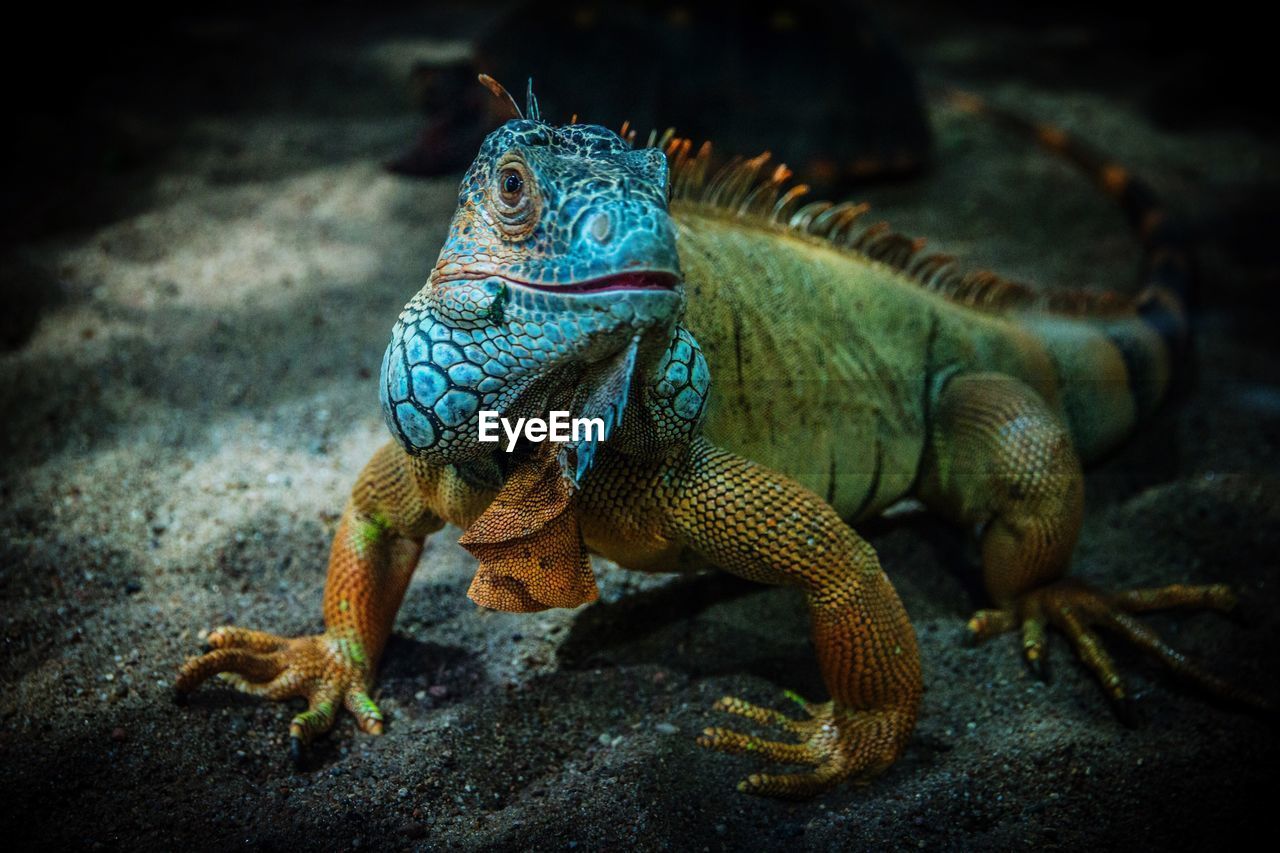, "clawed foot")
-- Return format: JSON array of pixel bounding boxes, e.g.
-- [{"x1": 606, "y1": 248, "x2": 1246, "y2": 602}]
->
[
  {"x1": 176, "y1": 626, "x2": 384, "y2": 761},
  {"x1": 966, "y1": 580, "x2": 1269, "y2": 719},
  {"x1": 697, "y1": 692, "x2": 912, "y2": 798}
]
